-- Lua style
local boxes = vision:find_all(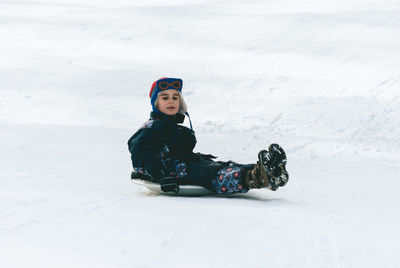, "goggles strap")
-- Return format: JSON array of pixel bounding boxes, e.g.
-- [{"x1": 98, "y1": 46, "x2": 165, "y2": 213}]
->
[{"x1": 185, "y1": 112, "x2": 194, "y2": 131}]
